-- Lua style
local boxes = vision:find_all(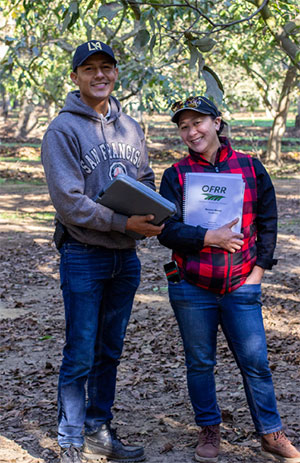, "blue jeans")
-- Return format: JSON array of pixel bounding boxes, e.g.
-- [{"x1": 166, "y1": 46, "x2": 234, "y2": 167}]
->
[
  {"x1": 168, "y1": 279, "x2": 282, "y2": 435},
  {"x1": 58, "y1": 240, "x2": 141, "y2": 448}
]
